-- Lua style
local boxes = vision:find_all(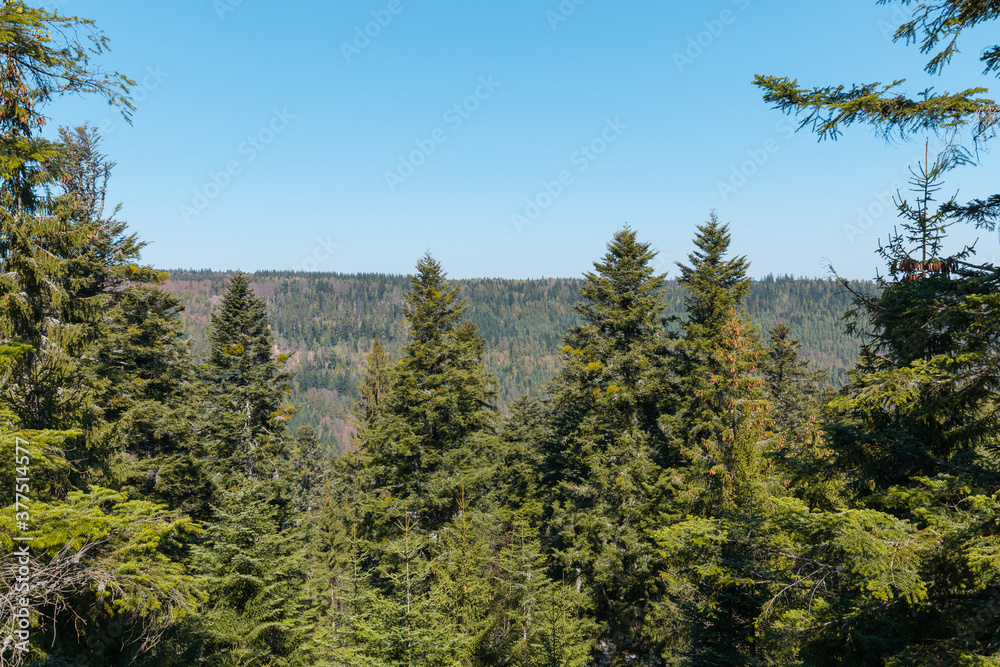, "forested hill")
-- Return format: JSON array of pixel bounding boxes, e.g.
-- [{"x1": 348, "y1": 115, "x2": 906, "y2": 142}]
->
[{"x1": 163, "y1": 270, "x2": 871, "y2": 453}]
